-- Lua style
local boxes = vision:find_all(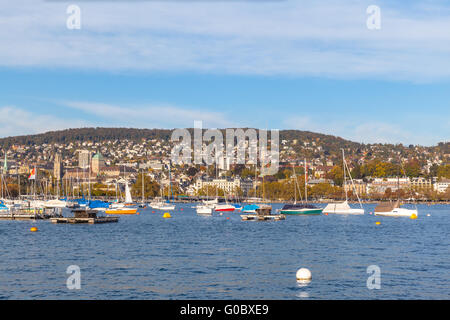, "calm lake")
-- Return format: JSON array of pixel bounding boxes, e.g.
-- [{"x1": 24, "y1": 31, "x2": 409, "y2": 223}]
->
[{"x1": 0, "y1": 203, "x2": 448, "y2": 299}]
